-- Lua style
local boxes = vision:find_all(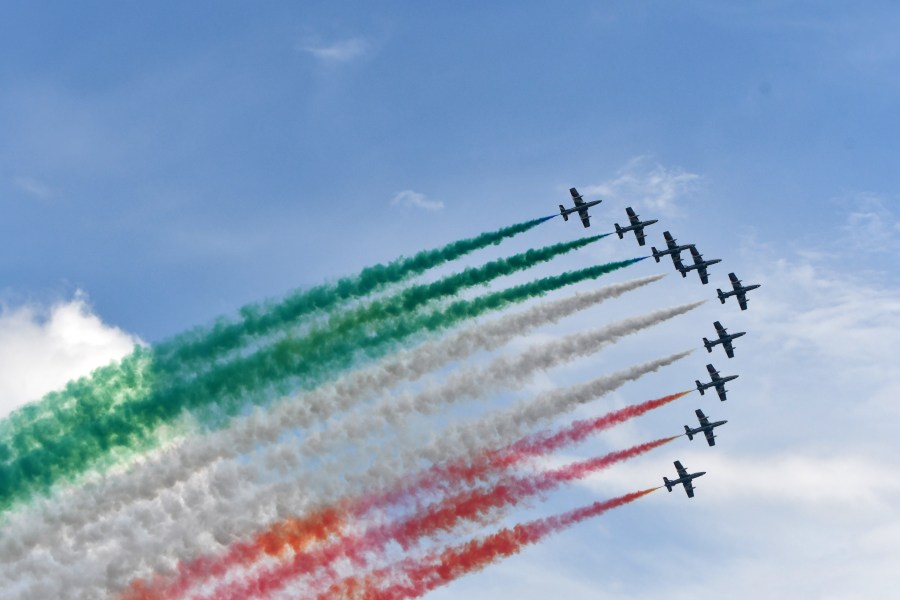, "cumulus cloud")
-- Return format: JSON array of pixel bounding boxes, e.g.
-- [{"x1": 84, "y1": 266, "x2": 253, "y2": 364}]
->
[
  {"x1": 300, "y1": 37, "x2": 369, "y2": 62},
  {"x1": 390, "y1": 189, "x2": 445, "y2": 211},
  {"x1": 0, "y1": 292, "x2": 143, "y2": 417},
  {"x1": 584, "y1": 156, "x2": 700, "y2": 216}
]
